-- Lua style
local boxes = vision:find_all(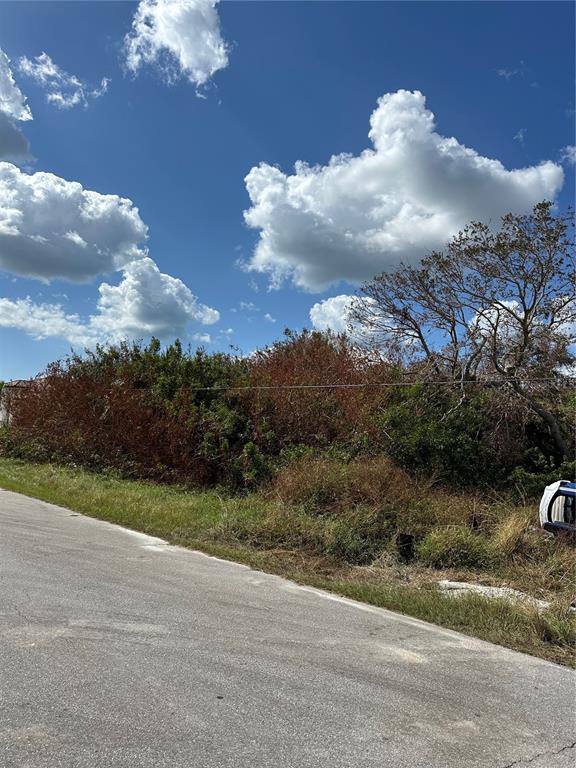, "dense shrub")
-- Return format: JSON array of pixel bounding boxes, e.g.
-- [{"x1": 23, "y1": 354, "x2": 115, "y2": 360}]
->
[
  {"x1": 258, "y1": 456, "x2": 483, "y2": 562},
  {"x1": 244, "y1": 329, "x2": 394, "y2": 452},
  {"x1": 2, "y1": 332, "x2": 572, "y2": 490},
  {"x1": 377, "y1": 386, "x2": 534, "y2": 486},
  {"x1": 4, "y1": 341, "x2": 255, "y2": 487},
  {"x1": 508, "y1": 460, "x2": 576, "y2": 500}
]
